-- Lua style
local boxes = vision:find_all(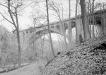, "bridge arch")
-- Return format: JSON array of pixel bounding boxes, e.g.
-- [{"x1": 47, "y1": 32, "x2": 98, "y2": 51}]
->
[{"x1": 29, "y1": 29, "x2": 65, "y2": 44}]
